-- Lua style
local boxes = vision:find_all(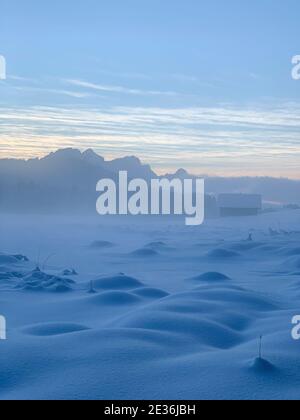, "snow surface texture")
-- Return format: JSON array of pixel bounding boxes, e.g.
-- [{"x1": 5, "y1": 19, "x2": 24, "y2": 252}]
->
[{"x1": 0, "y1": 210, "x2": 300, "y2": 400}]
